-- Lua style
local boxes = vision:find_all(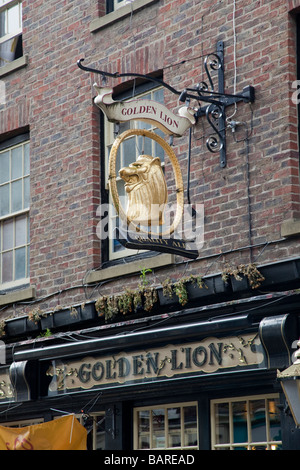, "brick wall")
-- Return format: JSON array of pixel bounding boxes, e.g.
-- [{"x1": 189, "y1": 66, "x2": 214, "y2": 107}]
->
[{"x1": 1, "y1": 0, "x2": 300, "y2": 319}]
